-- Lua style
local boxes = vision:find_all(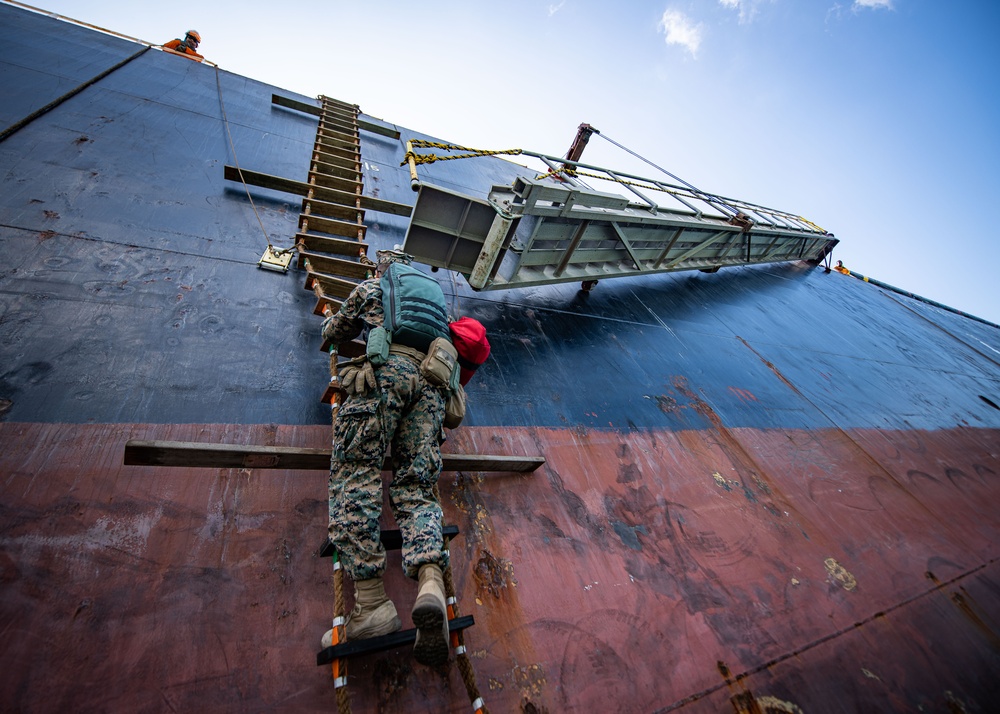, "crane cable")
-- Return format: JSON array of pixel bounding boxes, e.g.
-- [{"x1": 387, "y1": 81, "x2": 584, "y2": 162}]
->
[{"x1": 403, "y1": 135, "x2": 826, "y2": 234}]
